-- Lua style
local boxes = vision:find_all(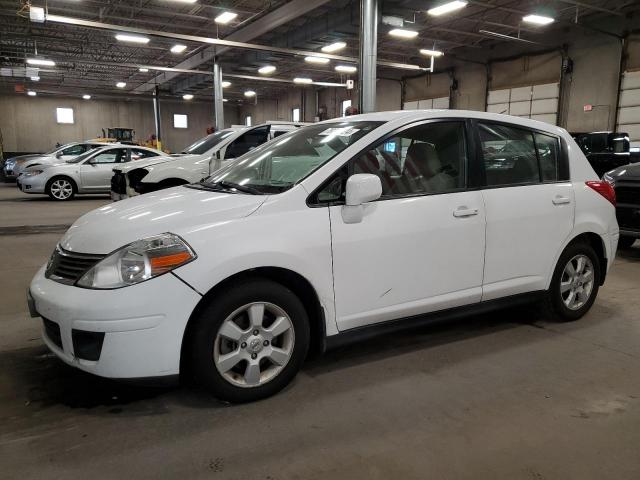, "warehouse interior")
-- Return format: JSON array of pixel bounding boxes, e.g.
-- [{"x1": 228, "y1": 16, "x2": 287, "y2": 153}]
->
[{"x1": 1, "y1": 1, "x2": 640, "y2": 478}]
